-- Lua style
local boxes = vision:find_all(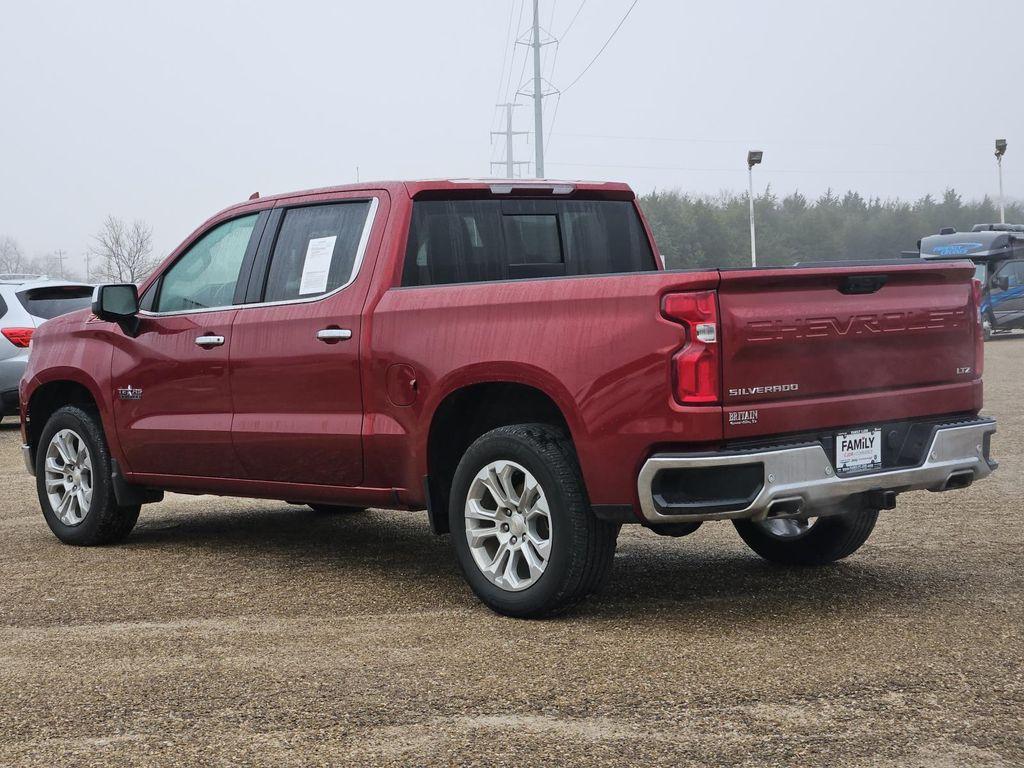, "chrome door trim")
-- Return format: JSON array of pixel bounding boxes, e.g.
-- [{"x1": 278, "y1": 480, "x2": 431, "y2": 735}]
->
[{"x1": 138, "y1": 196, "x2": 380, "y2": 318}]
